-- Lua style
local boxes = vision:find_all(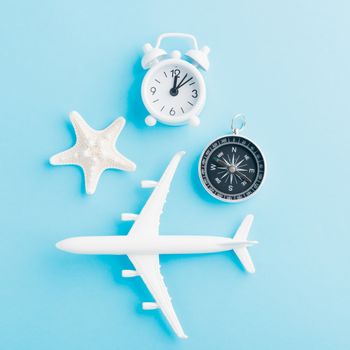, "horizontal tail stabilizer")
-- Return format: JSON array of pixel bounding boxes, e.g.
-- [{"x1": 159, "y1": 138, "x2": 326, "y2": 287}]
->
[
  {"x1": 232, "y1": 215, "x2": 256, "y2": 273},
  {"x1": 233, "y1": 215, "x2": 254, "y2": 242},
  {"x1": 233, "y1": 247, "x2": 255, "y2": 273}
]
